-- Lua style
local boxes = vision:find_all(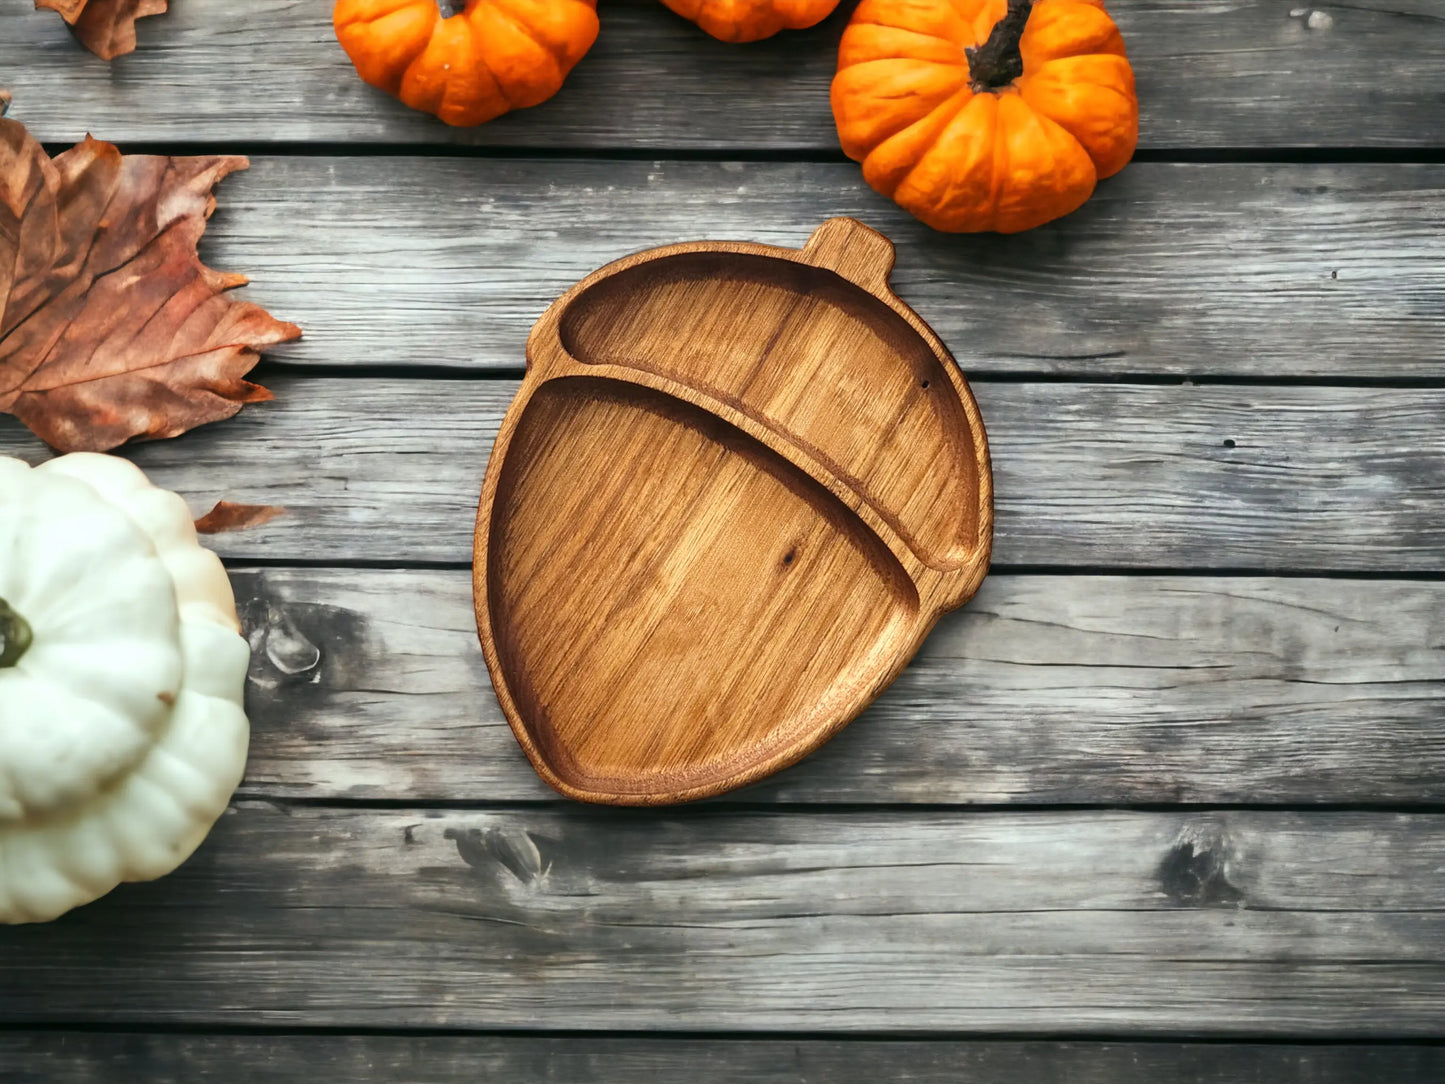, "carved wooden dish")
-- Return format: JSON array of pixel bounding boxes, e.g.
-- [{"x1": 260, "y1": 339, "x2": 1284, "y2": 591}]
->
[{"x1": 474, "y1": 218, "x2": 992, "y2": 805}]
